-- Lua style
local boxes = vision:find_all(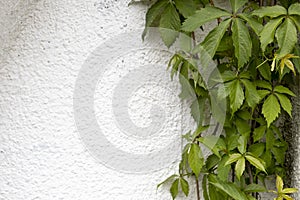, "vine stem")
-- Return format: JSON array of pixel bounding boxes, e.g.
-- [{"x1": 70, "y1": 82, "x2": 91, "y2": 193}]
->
[{"x1": 195, "y1": 177, "x2": 201, "y2": 200}]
